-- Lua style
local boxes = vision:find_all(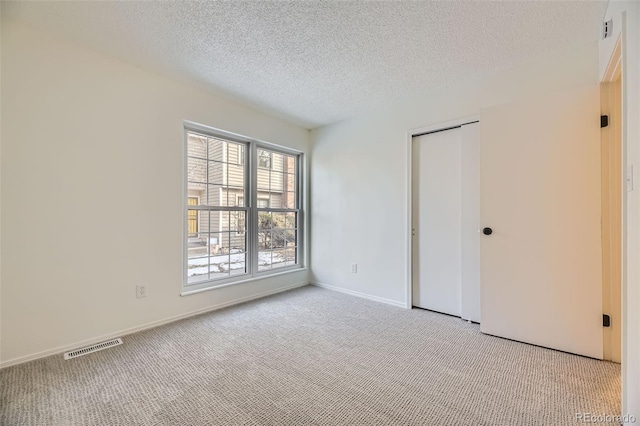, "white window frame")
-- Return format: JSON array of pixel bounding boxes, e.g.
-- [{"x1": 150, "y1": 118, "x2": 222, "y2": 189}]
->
[{"x1": 182, "y1": 121, "x2": 304, "y2": 294}]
